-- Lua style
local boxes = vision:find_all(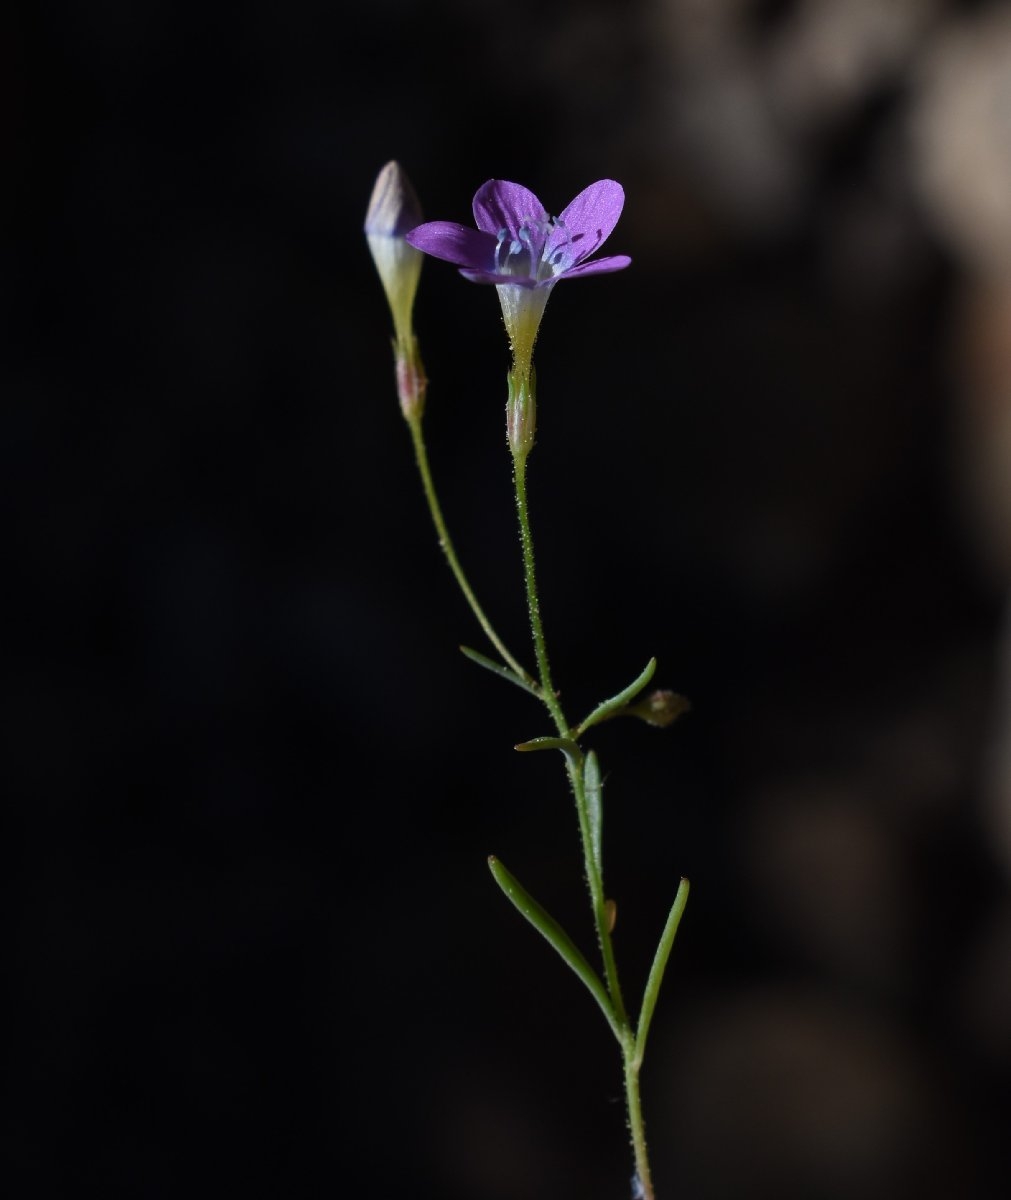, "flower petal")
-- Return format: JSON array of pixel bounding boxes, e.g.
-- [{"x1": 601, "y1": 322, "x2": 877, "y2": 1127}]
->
[
  {"x1": 406, "y1": 221, "x2": 496, "y2": 270},
  {"x1": 472, "y1": 180, "x2": 547, "y2": 236},
  {"x1": 554, "y1": 180, "x2": 626, "y2": 264},
  {"x1": 559, "y1": 254, "x2": 632, "y2": 279},
  {"x1": 365, "y1": 160, "x2": 423, "y2": 238}
]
